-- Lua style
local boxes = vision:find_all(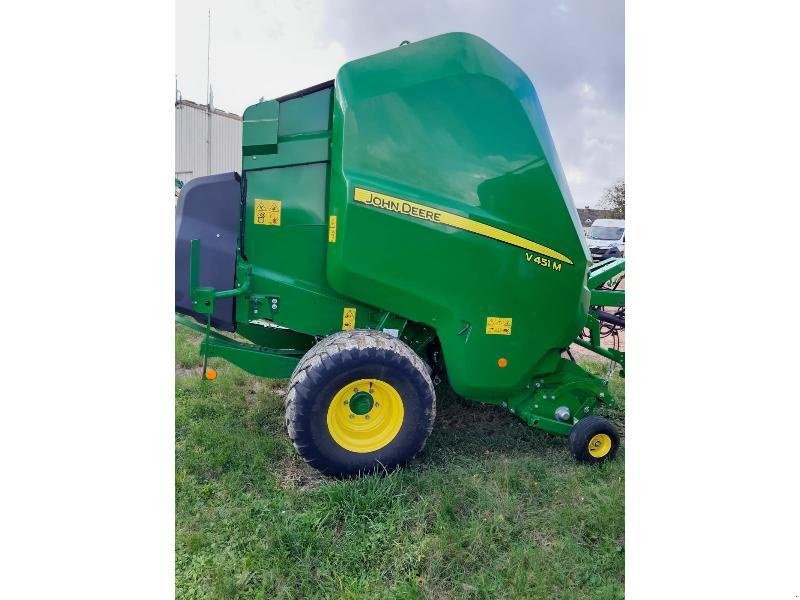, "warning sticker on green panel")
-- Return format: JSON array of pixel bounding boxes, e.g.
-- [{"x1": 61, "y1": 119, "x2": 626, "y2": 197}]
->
[
  {"x1": 342, "y1": 307, "x2": 356, "y2": 330},
  {"x1": 486, "y1": 317, "x2": 512, "y2": 335},
  {"x1": 254, "y1": 199, "x2": 281, "y2": 226}
]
